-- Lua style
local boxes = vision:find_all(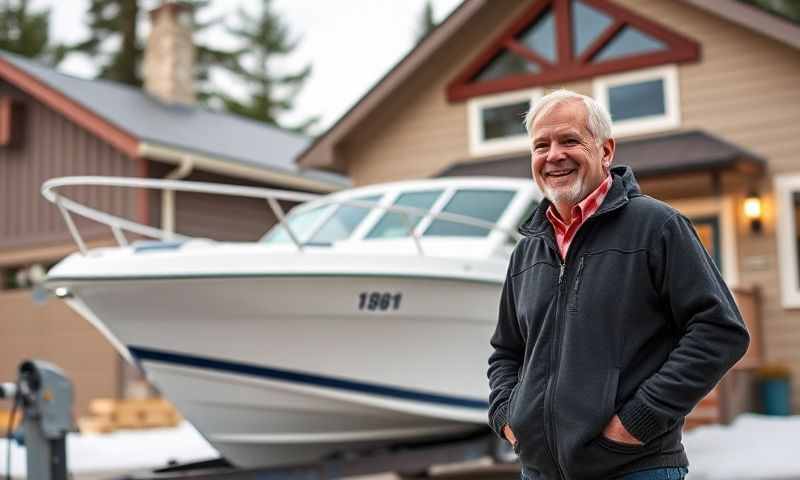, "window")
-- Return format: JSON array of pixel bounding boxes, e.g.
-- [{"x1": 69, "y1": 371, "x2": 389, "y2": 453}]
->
[
  {"x1": 424, "y1": 189, "x2": 516, "y2": 237},
  {"x1": 593, "y1": 65, "x2": 680, "y2": 137},
  {"x1": 308, "y1": 195, "x2": 381, "y2": 244},
  {"x1": 366, "y1": 190, "x2": 443, "y2": 239},
  {"x1": 775, "y1": 174, "x2": 800, "y2": 307},
  {"x1": 468, "y1": 89, "x2": 541, "y2": 156}
]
